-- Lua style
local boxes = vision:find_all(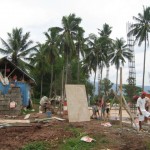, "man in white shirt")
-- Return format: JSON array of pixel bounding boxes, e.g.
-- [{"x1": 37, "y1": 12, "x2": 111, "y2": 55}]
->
[{"x1": 137, "y1": 91, "x2": 150, "y2": 131}]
